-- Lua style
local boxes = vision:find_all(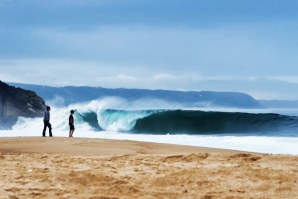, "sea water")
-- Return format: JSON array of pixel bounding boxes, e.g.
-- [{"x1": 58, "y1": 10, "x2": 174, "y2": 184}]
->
[{"x1": 1, "y1": 98, "x2": 298, "y2": 155}]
